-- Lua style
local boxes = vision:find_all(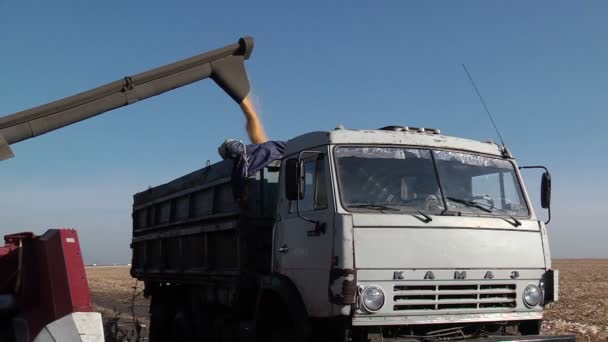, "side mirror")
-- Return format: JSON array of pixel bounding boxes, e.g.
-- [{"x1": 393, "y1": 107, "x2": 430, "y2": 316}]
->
[
  {"x1": 541, "y1": 172, "x2": 551, "y2": 209},
  {"x1": 285, "y1": 158, "x2": 301, "y2": 201},
  {"x1": 519, "y1": 165, "x2": 552, "y2": 225}
]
